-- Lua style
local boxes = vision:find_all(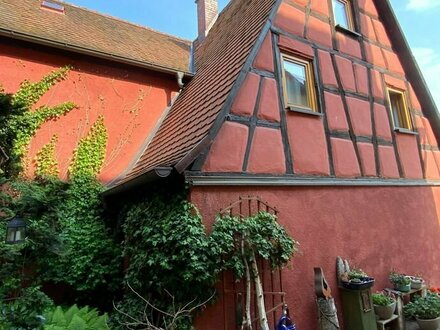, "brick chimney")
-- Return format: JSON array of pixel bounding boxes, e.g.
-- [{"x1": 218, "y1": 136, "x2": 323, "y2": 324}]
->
[{"x1": 196, "y1": 0, "x2": 218, "y2": 42}]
